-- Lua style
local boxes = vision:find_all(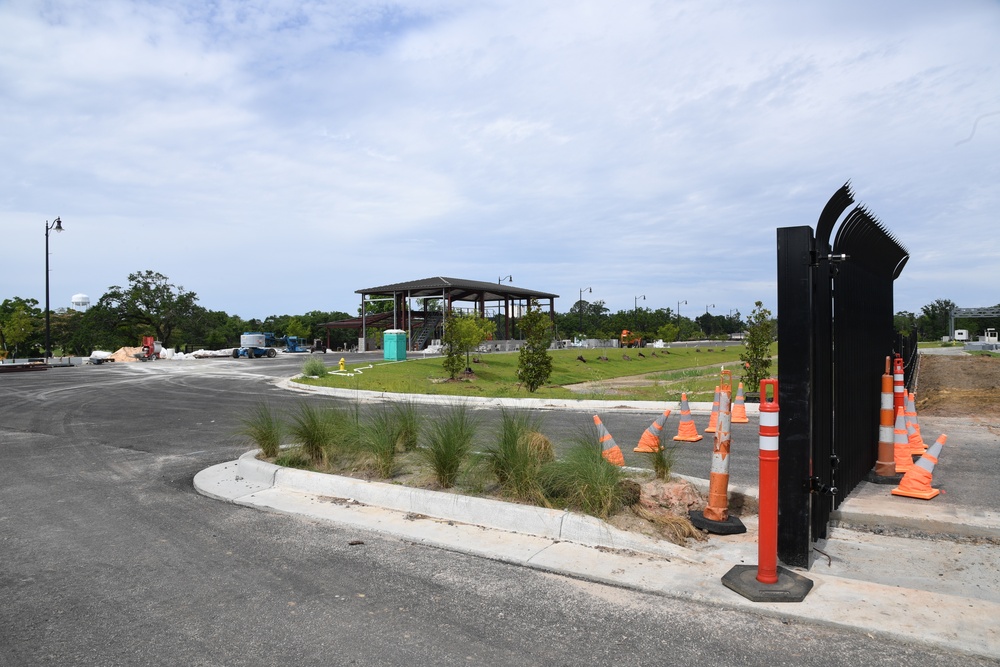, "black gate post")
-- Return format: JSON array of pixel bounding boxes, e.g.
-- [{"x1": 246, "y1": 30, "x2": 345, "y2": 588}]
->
[{"x1": 776, "y1": 225, "x2": 815, "y2": 567}]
